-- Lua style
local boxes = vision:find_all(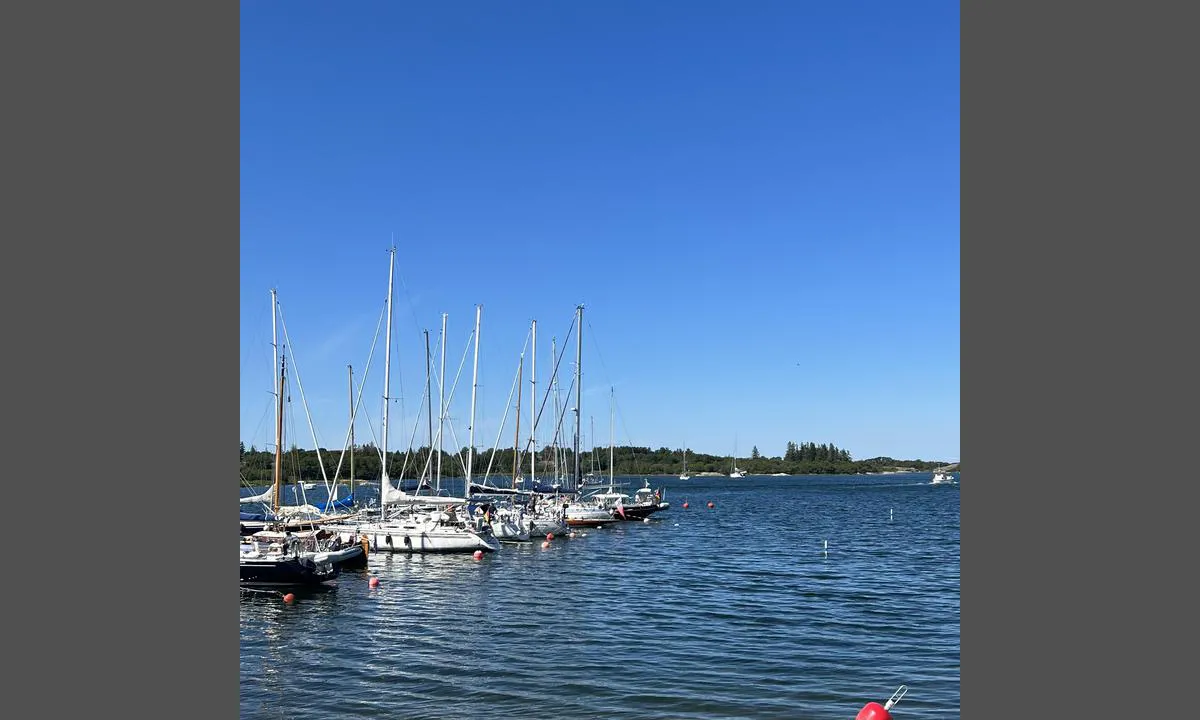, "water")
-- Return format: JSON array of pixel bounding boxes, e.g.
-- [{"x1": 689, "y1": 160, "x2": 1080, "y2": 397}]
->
[{"x1": 240, "y1": 474, "x2": 960, "y2": 719}]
